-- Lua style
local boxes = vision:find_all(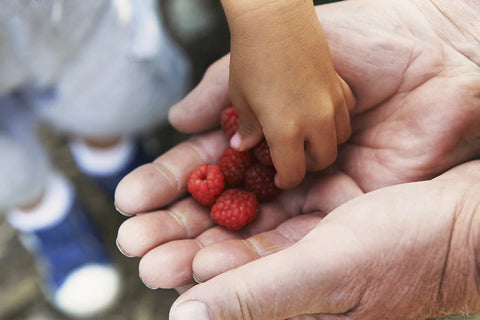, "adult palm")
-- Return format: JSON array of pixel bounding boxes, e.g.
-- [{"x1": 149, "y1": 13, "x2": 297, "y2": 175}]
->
[{"x1": 115, "y1": 0, "x2": 480, "y2": 318}]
